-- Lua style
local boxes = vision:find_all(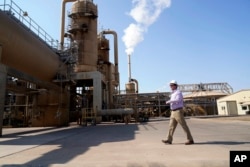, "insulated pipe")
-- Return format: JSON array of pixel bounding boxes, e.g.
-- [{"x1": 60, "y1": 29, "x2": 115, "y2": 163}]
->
[
  {"x1": 100, "y1": 108, "x2": 133, "y2": 116},
  {"x1": 60, "y1": 0, "x2": 76, "y2": 50},
  {"x1": 131, "y1": 78, "x2": 139, "y2": 93},
  {"x1": 101, "y1": 30, "x2": 119, "y2": 88}
]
